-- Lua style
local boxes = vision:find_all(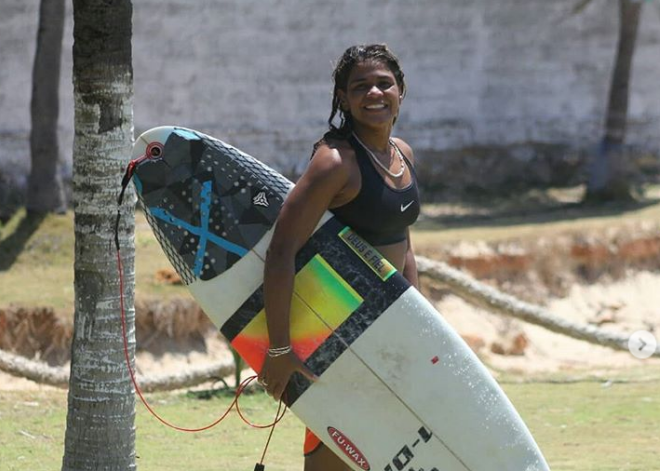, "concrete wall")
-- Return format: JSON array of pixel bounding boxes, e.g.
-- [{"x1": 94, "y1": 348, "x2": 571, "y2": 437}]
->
[{"x1": 1, "y1": 0, "x2": 660, "y2": 194}]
